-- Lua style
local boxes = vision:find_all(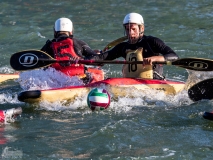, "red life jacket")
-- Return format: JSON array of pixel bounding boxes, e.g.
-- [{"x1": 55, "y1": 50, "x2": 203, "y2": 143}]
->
[{"x1": 51, "y1": 38, "x2": 85, "y2": 77}]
